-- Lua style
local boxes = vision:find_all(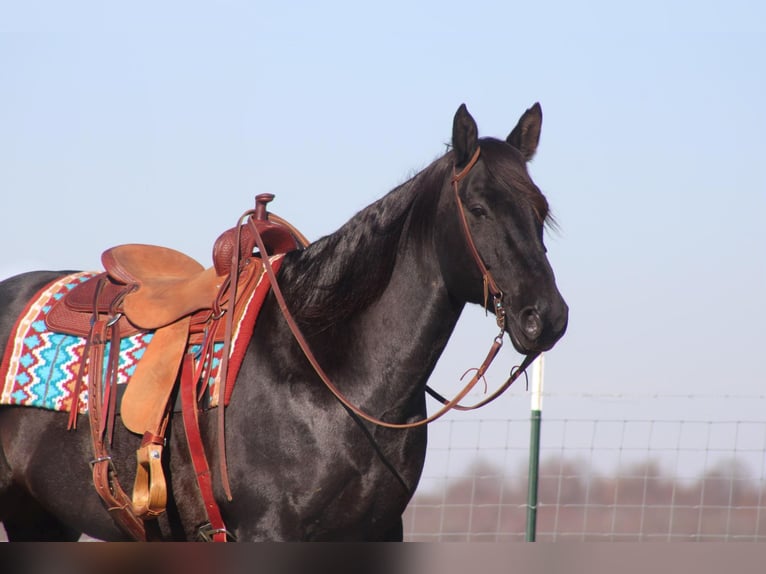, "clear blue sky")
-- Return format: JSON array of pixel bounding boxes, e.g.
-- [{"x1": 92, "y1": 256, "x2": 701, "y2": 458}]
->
[{"x1": 1, "y1": 2, "x2": 764, "y2": 441}]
